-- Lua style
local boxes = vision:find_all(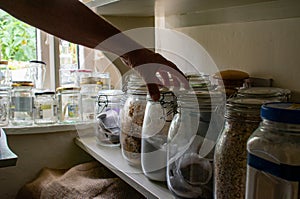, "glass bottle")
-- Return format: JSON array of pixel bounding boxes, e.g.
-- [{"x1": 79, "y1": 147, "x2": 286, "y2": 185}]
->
[
  {"x1": 34, "y1": 91, "x2": 58, "y2": 124},
  {"x1": 167, "y1": 90, "x2": 224, "y2": 199},
  {"x1": 0, "y1": 89, "x2": 9, "y2": 126},
  {"x1": 214, "y1": 98, "x2": 264, "y2": 199},
  {"x1": 56, "y1": 86, "x2": 82, "y2": 123},
  {"x1": 10, "y1": 81, "x2": 34, "y2": 126},
  {"x1": 141, "y1": 90, "x2": 177, "y2": 181},
  {"x1": 120, "y1": 71, "x2": 147, "y2": 166},
  {"x1": 95, "y1": 89, "x2": 124, "y2": 146},
  {"x1": 246, "y1": 102, "x2": 300, "y2": 199}
]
